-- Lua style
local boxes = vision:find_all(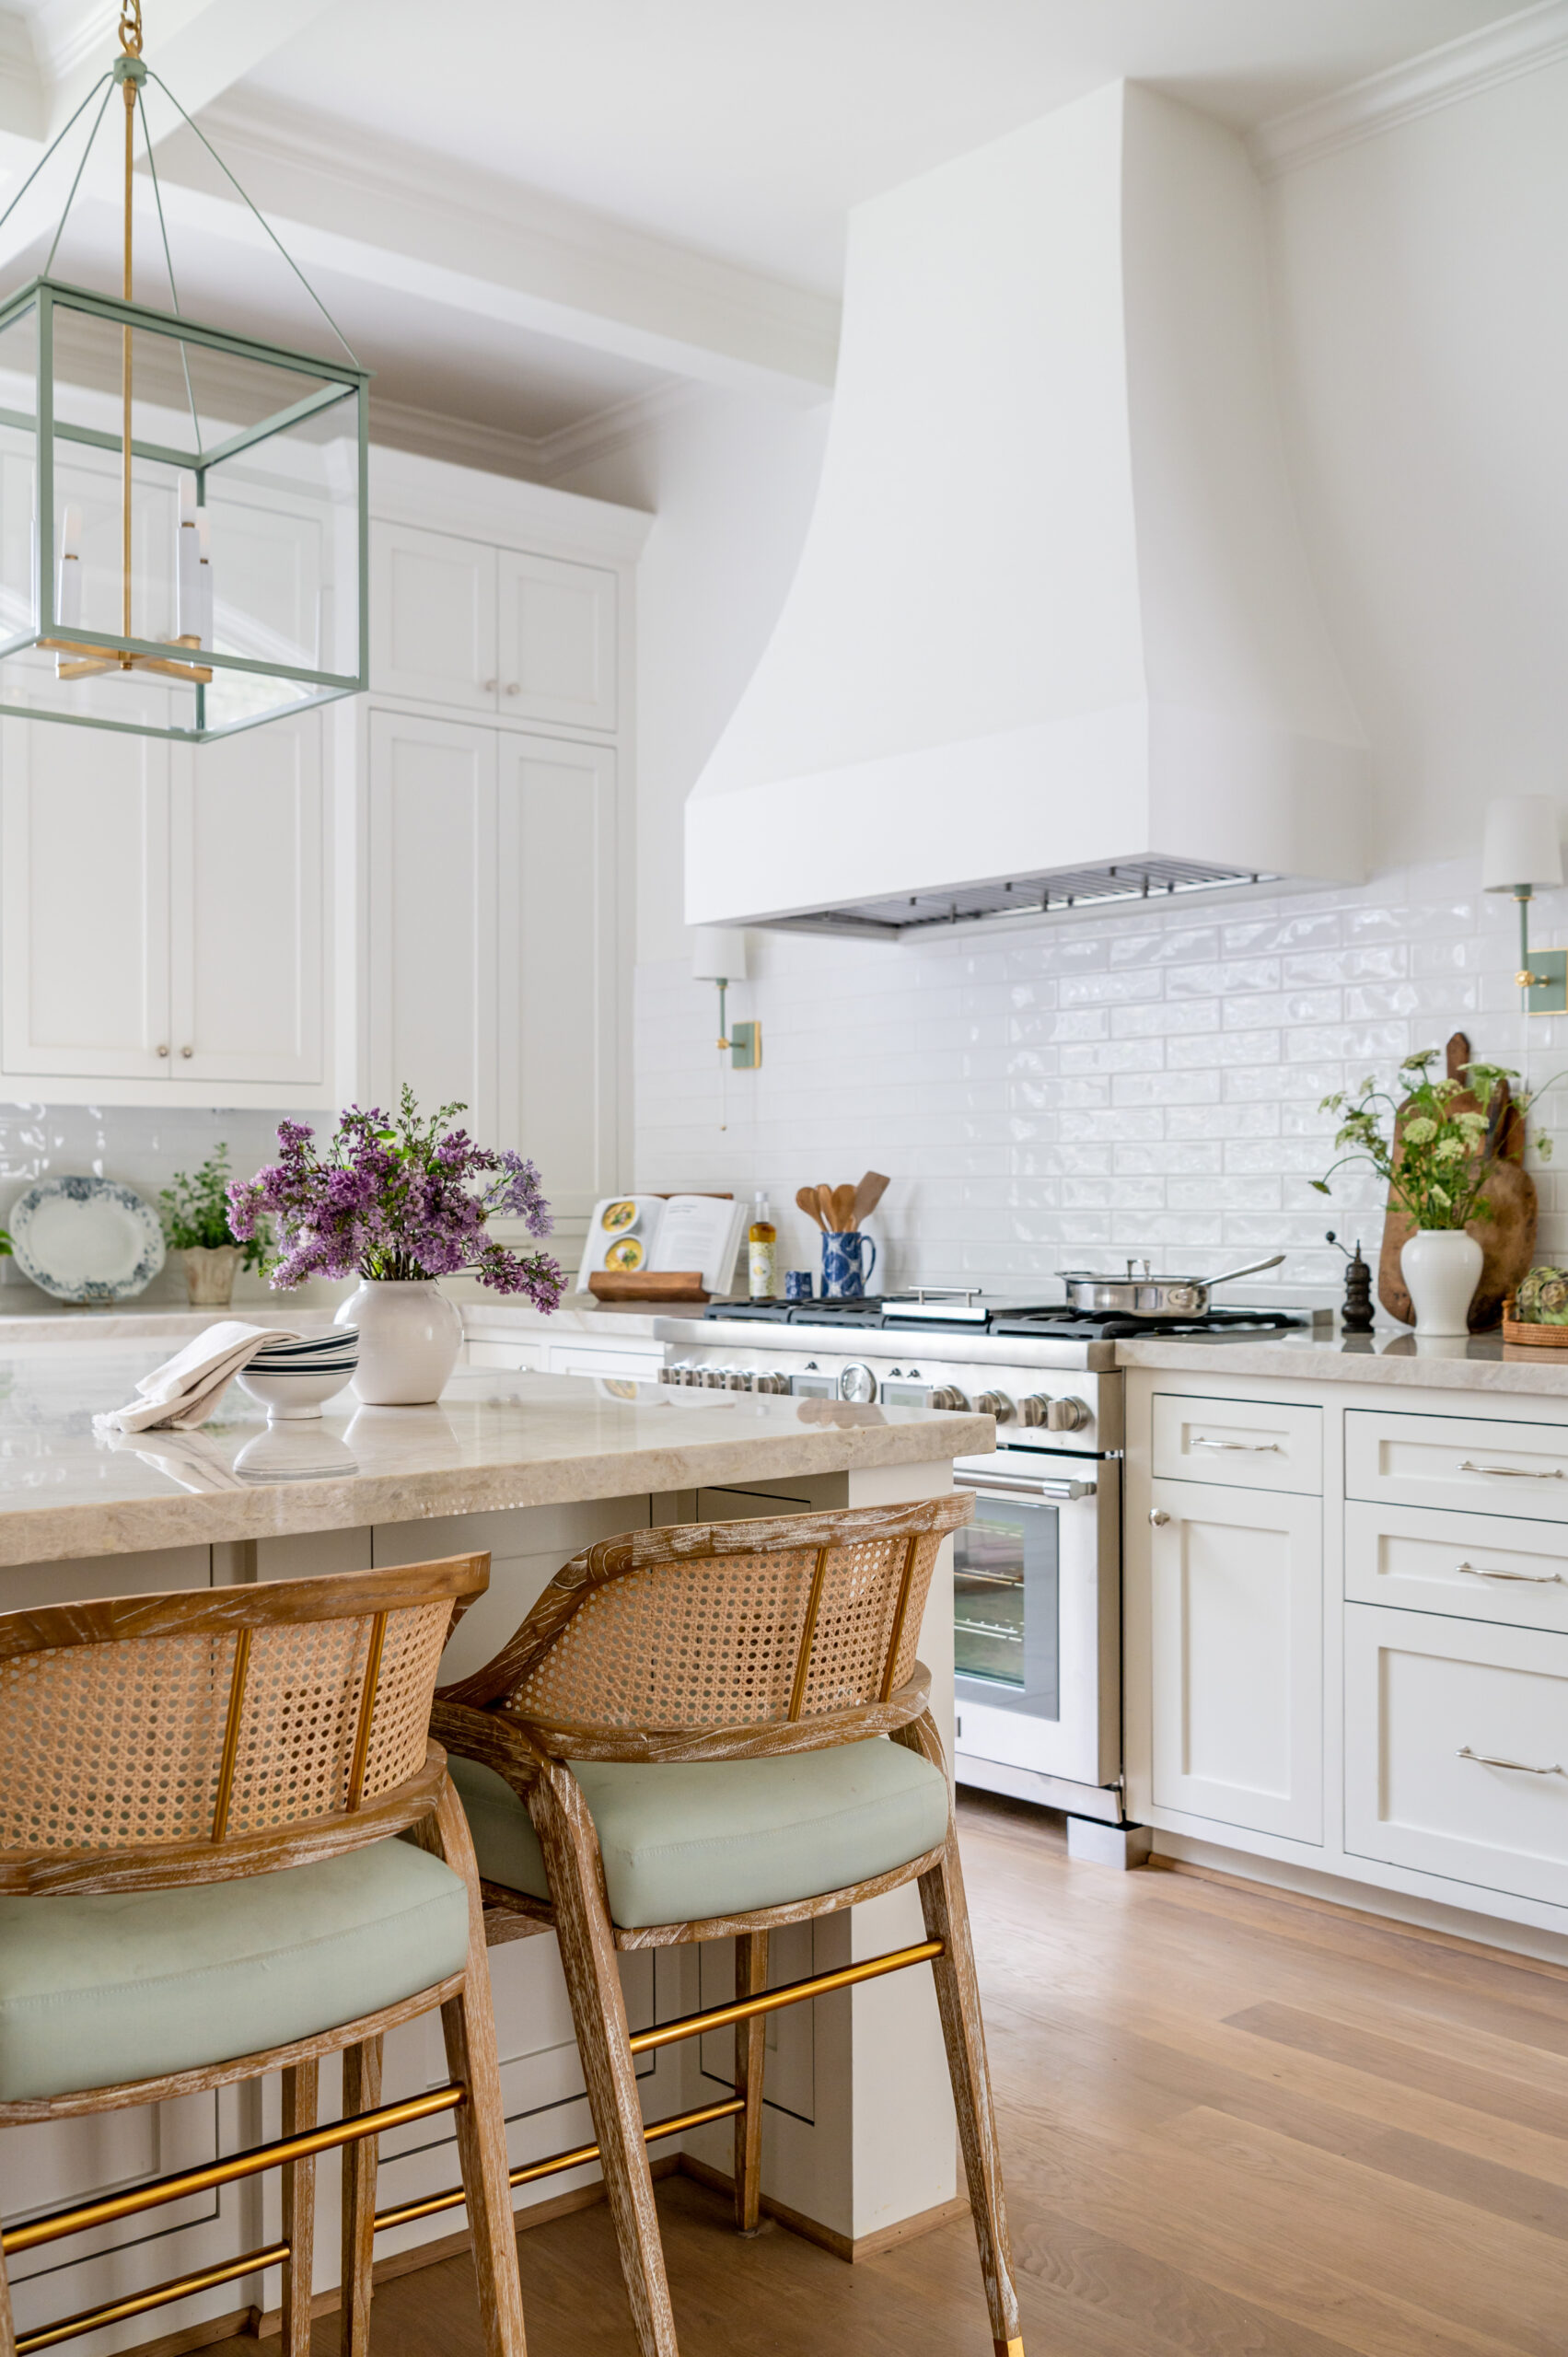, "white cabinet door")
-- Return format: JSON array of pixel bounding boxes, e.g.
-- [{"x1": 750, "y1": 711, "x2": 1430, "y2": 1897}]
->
[
  {"x1": 367, "y1": 710, "x2": 499, "y2": 1134},
  {"x1": 500, "y1": 734, "x2": 618, "y2": 1226},
  {"x1": 1149, "y1": 1476, "x2": 1322, "y2": 1842},
  {"x1": 169, "y1": 713, "x2": 323, "y2": 1086},
  {"x1": 495, "y1": 550, "x2": 617, "y2": 732},
  {"x1": 1346, "y1": 1603, "x2": 1568, "y2": 1909},
  {"x1": 0, "y1": 715, "x2": 170, "y2": 1078},
  {"x1": 370, "y1": 522, "x2": 497, "y2": 712}
]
